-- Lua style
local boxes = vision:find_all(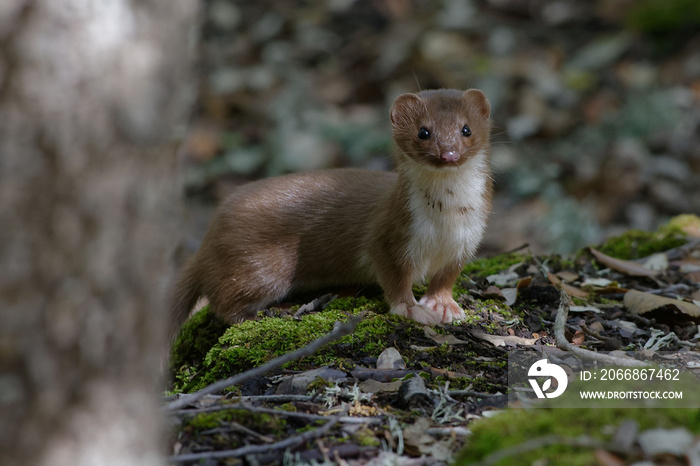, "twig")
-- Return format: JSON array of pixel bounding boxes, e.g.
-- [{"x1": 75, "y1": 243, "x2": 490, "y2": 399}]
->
[
  {"x1": 499, "y1": 243, "x2": 531, "y2": 255},
  {"x1": 554, "y1": 291, "x2": 647, "y2": 367},
  {"x1": 171, "y1": 402, "x2": 383, "y2": 424},
  {"x1": 427, "y1": 426, "x2": 471, "y2": 436},
  {"x1": 200, "y1": 422, "x2": 274, "y2": 443},
  {"x1": 165, "y1": 316, "x2": 363, "y2": 412},
  {"x1": 664, "y1": 238, "x2": 700, "y2": 261},
  {"x1": 168, "y1": 409, "x2": 344, "y2": 463},
  {"x1": 447, "y1": 389, "x2": 502, "y2": 398},
  {"x1": 237, "y1": 394, "x2": 314, "y2": 403}
]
